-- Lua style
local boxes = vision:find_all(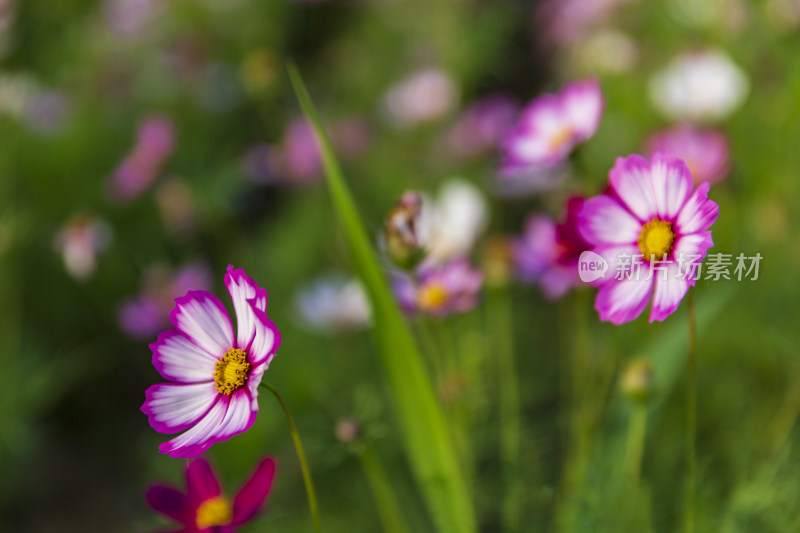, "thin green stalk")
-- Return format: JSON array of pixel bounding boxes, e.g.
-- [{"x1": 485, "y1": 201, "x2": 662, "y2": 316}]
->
[
  {"x1": 359, "y1": 446, "x2": 414, "y2": 533},
  {"x1": 261, "y1": 382, "x2": 321, "y2": 533},
  {"x1": 489, "y1": 287, "x2": 522, "y2": 533},
  {"x1": 685, "y1": 292, "x2": 697, "y2": 533},
  {"x1": 624, "y1": 403, "x2": 648, "y2": 482}
]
